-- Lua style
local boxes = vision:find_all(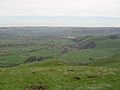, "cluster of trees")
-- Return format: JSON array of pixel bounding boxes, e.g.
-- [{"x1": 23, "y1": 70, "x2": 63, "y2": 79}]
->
[{"x1": 110, "y1": 34, "x2": 119, "y2": 39}]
